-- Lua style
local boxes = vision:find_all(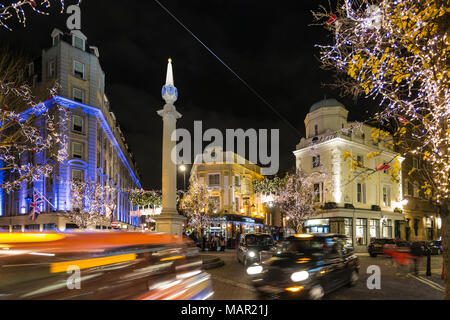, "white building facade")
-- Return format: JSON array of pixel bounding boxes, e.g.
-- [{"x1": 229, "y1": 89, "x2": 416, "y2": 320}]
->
[{"x1": 293, "y1": 99, "x2": 406, "y2": 250}]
